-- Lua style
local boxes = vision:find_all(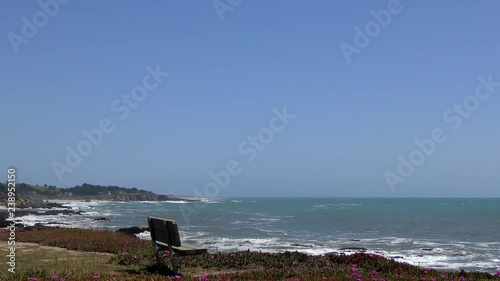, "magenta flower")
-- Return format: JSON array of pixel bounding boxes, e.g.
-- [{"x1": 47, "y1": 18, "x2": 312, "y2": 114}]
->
[
  {"x1": 50, "y1": 275, "x2": 59, "y2": 279},
  {"x1": 28, "y1": 278, "x2": 38, "y2": 281},
  {"x1": 210, "y1": 255, "x2": 215, "y2": 259},
  {"x1": 200, "y1": 275, "x2": 209, "y2": 281},
  {"x1": 369, "y1": 253, "x2": 375, "y2": 258},
  {"x1": 322, "y1": 266, "x2": 329, "y2": 270},
  {"x1": 496, "y1": 271, "x2": 500, "y2": 276},
  {"x1": 322, "y1": 276, "x2": 327, "y2": 280},
  {"x1": 459, "y1": 277, "x2": 465, "y2": 281},
  {"x1": 173, "y1": 275, "x2": 182, "y2": 280},
  {"x1": 251, "y1": 250, "x2": 259, "y2": 255},
  {"x1": 93, "y1": 276, "x2": 100, "y2": 280},
  {"x1": 292, "y1": 260, "x2": 298, "y2": 266},
  {"x1": 133, "y1": 255, "x2": 139, "y2": 260},
  {"x1": 370, "y1": 269, "x2": 377, "y2": 275}
]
